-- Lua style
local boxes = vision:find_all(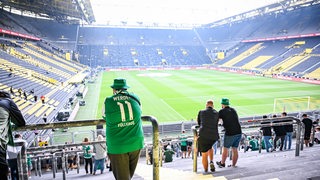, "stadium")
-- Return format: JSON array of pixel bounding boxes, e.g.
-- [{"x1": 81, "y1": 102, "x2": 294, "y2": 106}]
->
[{"x1": 0, "y1": 0, "x2": 320, "y2": 179}]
